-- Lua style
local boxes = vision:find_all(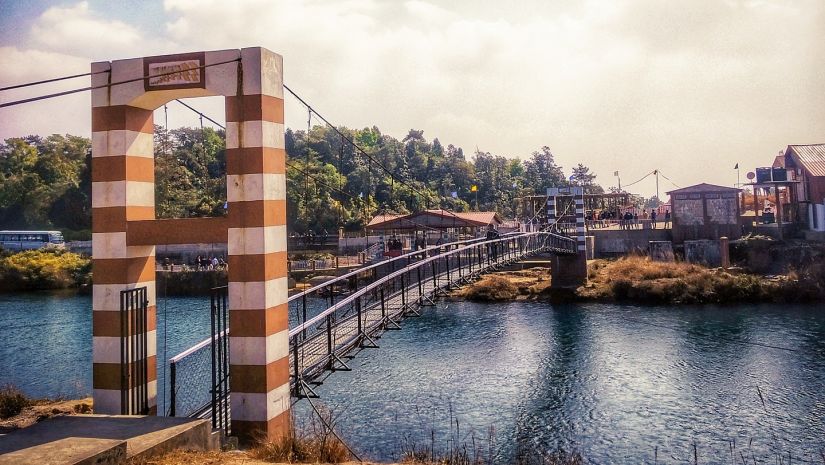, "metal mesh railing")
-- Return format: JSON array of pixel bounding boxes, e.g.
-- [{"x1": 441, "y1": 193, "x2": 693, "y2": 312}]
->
[{"x1": 168, "y1": 333, "x2": 219, "y2": 417}]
